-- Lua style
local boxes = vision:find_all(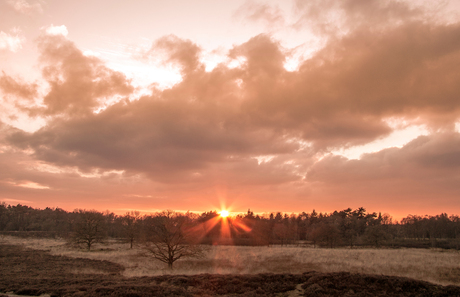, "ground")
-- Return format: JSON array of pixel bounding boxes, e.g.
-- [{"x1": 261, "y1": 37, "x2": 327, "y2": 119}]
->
[{"x1": 2, "y1": 244, "x2": 460, "y2": 296}]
